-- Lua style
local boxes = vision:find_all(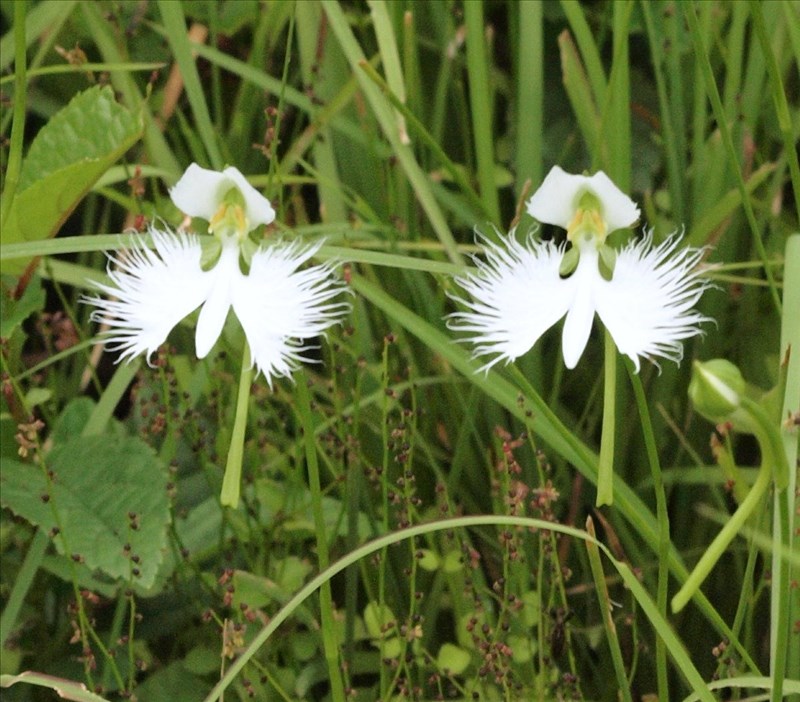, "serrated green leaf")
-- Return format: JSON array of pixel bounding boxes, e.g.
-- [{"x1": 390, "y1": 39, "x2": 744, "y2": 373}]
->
[
  {"x1": 2, "y1": 85, "x2": 143, "y2": 273},
  {"x1": 0, "y1": 435, "x2": 169, "y2": 588},
  {"x1": 18, "y1": 85, "x2": 140, "y2": 190}
]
